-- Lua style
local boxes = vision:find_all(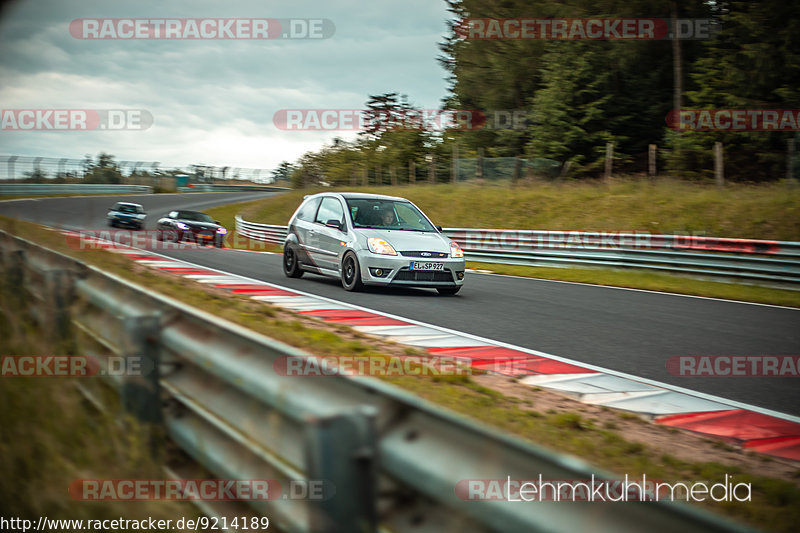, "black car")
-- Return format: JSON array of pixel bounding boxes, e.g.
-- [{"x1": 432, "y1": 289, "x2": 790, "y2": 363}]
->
[
  {"x1": 156, "y1": 210, "x2": 227, "y2": 247},
  {"x1": 107, "y1": 202, "x2": 146, "y2": 229}
]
